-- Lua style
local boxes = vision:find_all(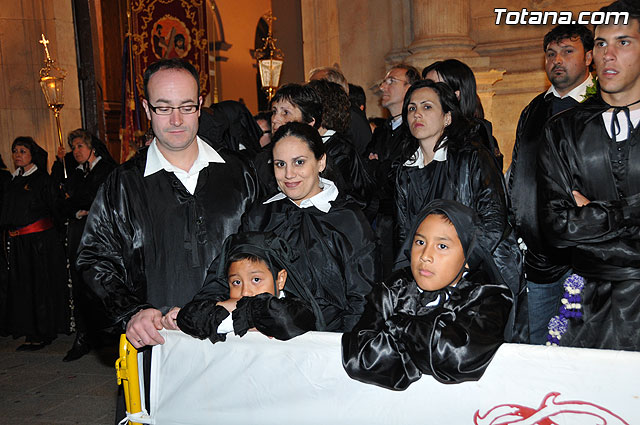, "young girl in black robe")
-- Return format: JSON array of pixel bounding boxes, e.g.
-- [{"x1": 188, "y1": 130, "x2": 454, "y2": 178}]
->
[
  {"x1": 1, "y1": 137, "x2": 69, "y2": 350},
  {"x1": 168, "y1": 231, "x2": 323, "y2": 343},
  {"x1": 342, "y1": 199, "x2": 513, "y2": 390},
  {"x1": 242, "y1": 122, "x2": 379, "y2": 332}
]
